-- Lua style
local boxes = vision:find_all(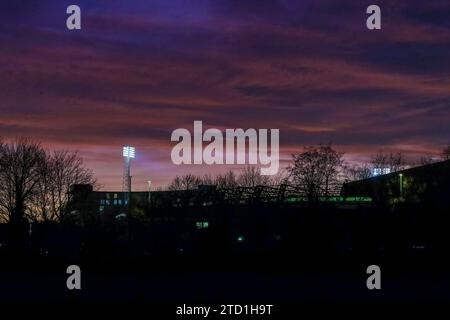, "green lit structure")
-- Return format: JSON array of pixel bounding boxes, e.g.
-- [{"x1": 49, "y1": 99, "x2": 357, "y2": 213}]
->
[{"x1": 342, "y1": 159, "x2": 450, "y2": 206}]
